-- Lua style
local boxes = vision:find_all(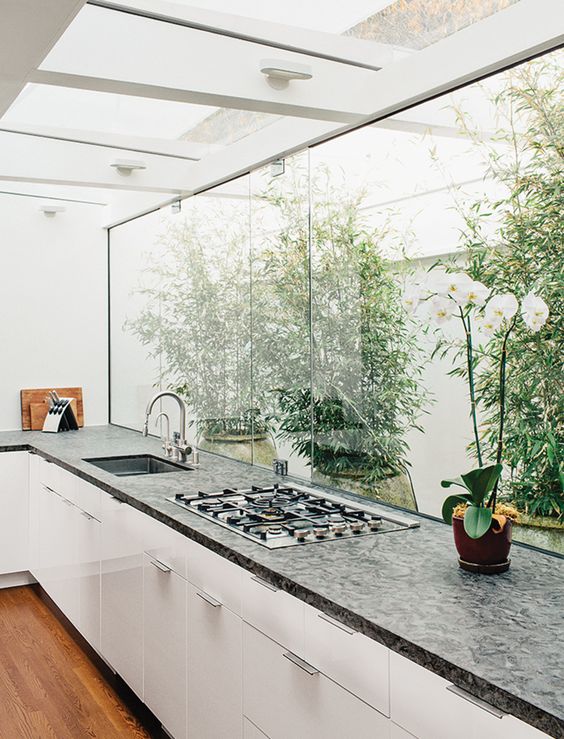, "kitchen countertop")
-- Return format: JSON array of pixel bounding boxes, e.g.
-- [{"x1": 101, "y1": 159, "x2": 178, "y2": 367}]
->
[{"x1": 1, "y1": 425, "x2": 562, "y2": 737}]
